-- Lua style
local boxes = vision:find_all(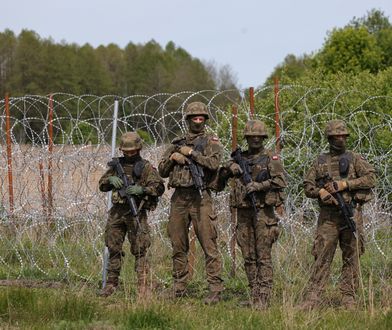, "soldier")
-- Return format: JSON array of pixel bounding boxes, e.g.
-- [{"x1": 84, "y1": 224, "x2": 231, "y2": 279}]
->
[
  {"x1": 218, "y1": 119, "x2": 286, "y2": 310},
  {"x1": 299, "y1": 120, "x2": 376, "y2": 310},
  {"x1": 98, "y1": 132, "x2": 164, "y2": 298},
  {"x1": 158, "y1": 101, "x2": 224, "y2": 304}
]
